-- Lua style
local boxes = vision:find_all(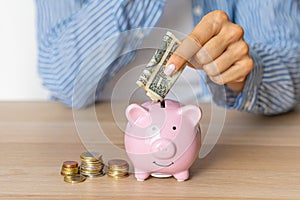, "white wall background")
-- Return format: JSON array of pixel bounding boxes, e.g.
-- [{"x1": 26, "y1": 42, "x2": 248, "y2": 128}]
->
[{"x1": 0, "y1": 0, "x2": 49, "y2": 100}]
